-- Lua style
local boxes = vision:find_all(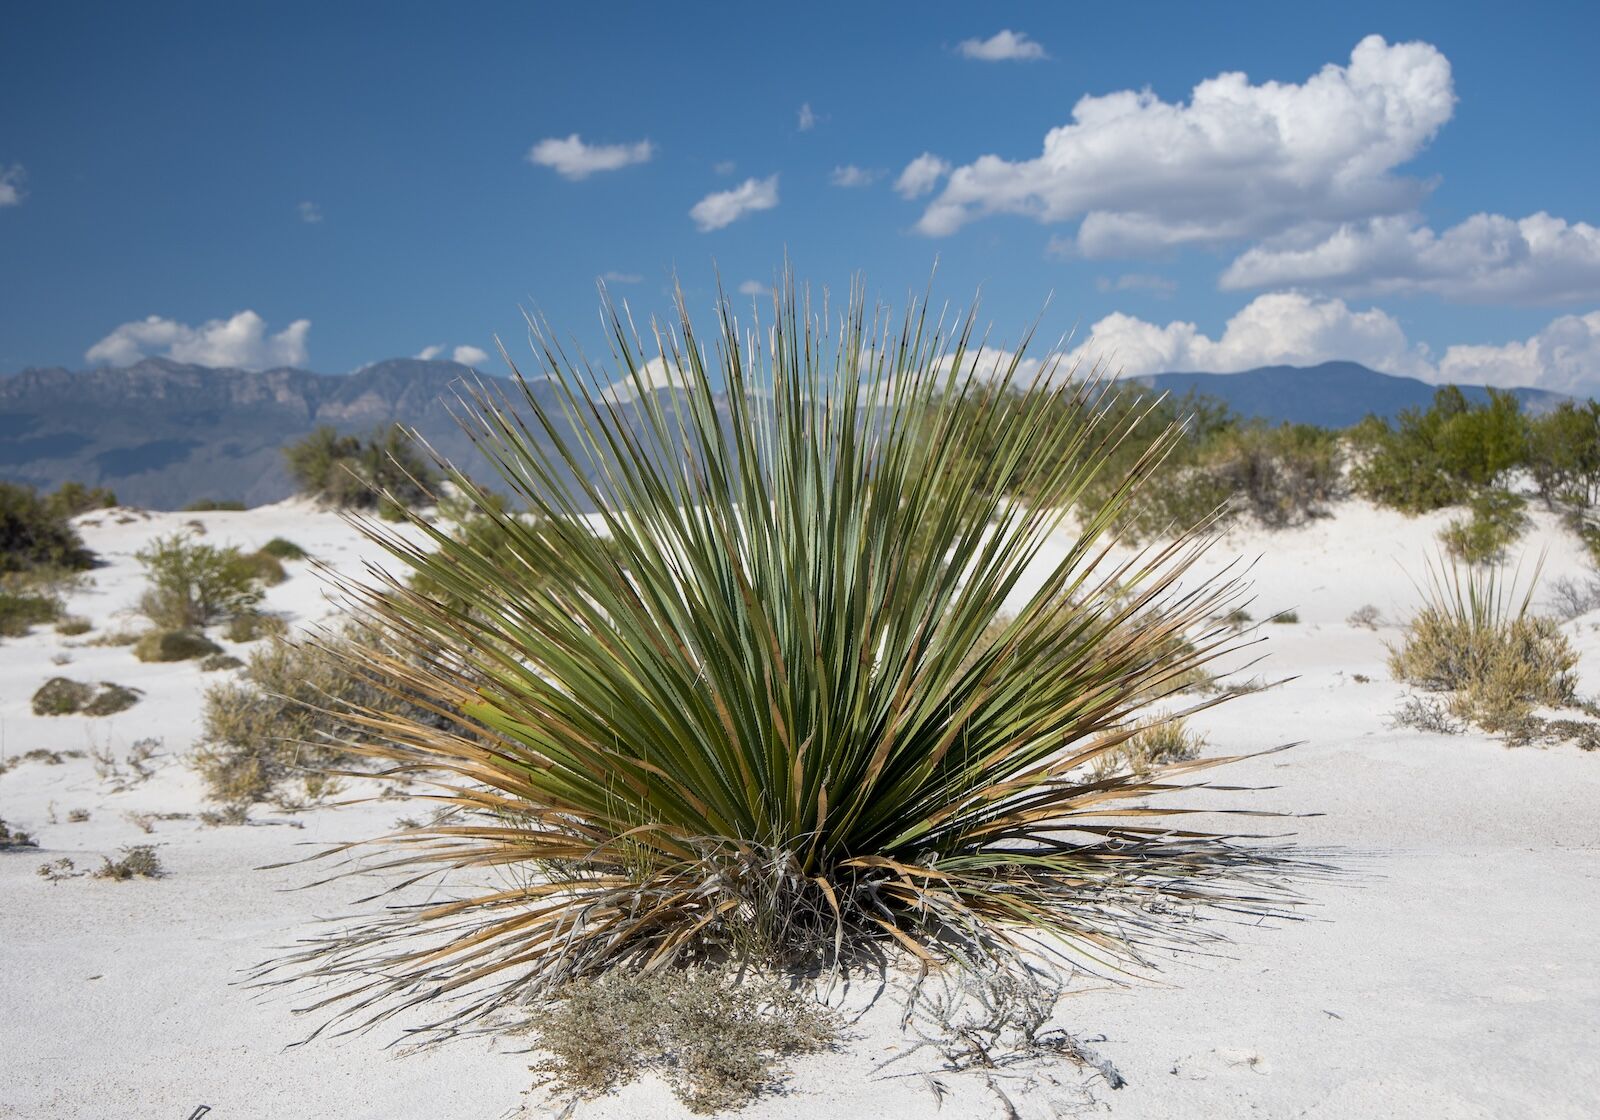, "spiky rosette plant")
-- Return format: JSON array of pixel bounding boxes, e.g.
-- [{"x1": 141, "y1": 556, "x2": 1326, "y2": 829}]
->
[{"x1": 262, "y1": 276, "x2": 1292, "y2": 1037}]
